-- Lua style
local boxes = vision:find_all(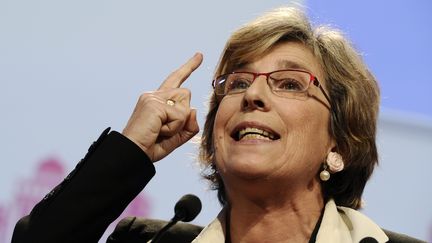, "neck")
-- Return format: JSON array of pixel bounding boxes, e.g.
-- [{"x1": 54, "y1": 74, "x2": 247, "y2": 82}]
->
[{"x1": 225, "y1": 178, "x2": 324, "y2": 243}]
